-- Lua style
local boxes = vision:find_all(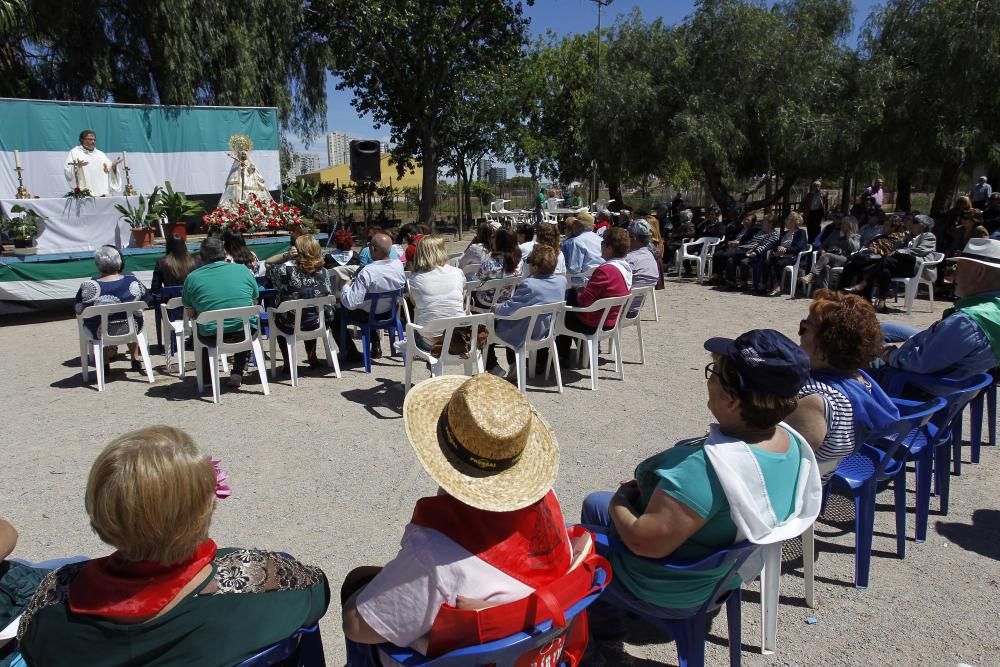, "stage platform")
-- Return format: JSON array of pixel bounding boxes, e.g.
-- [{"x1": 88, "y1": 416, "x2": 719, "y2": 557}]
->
[{"x1": 0, "y1": 234, "x2": 311, "y2": 319}]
